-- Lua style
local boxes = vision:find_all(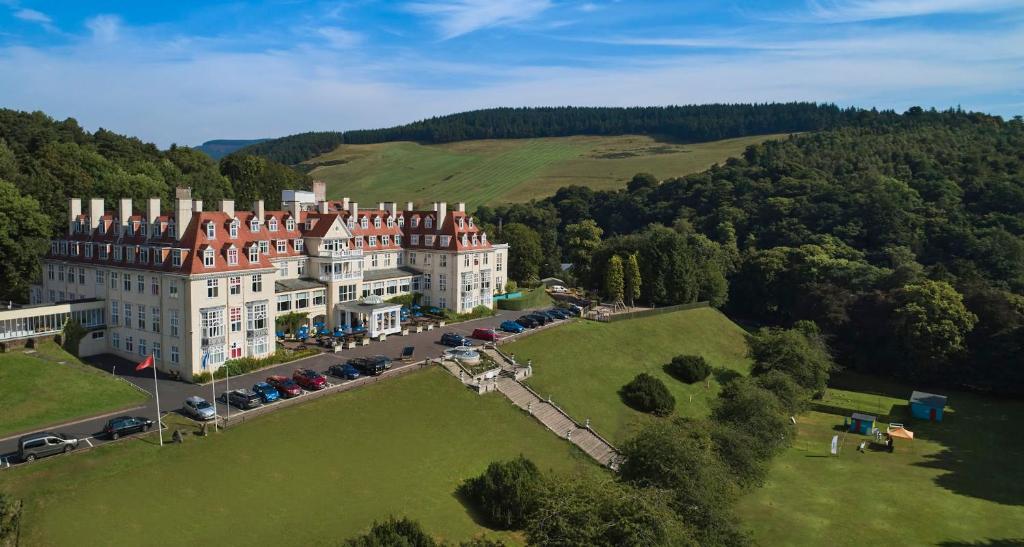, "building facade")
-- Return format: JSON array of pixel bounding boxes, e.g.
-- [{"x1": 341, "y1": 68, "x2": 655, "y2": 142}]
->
[{"x1": 35, "y1": 184, "x2": 508, "y2": 380}]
